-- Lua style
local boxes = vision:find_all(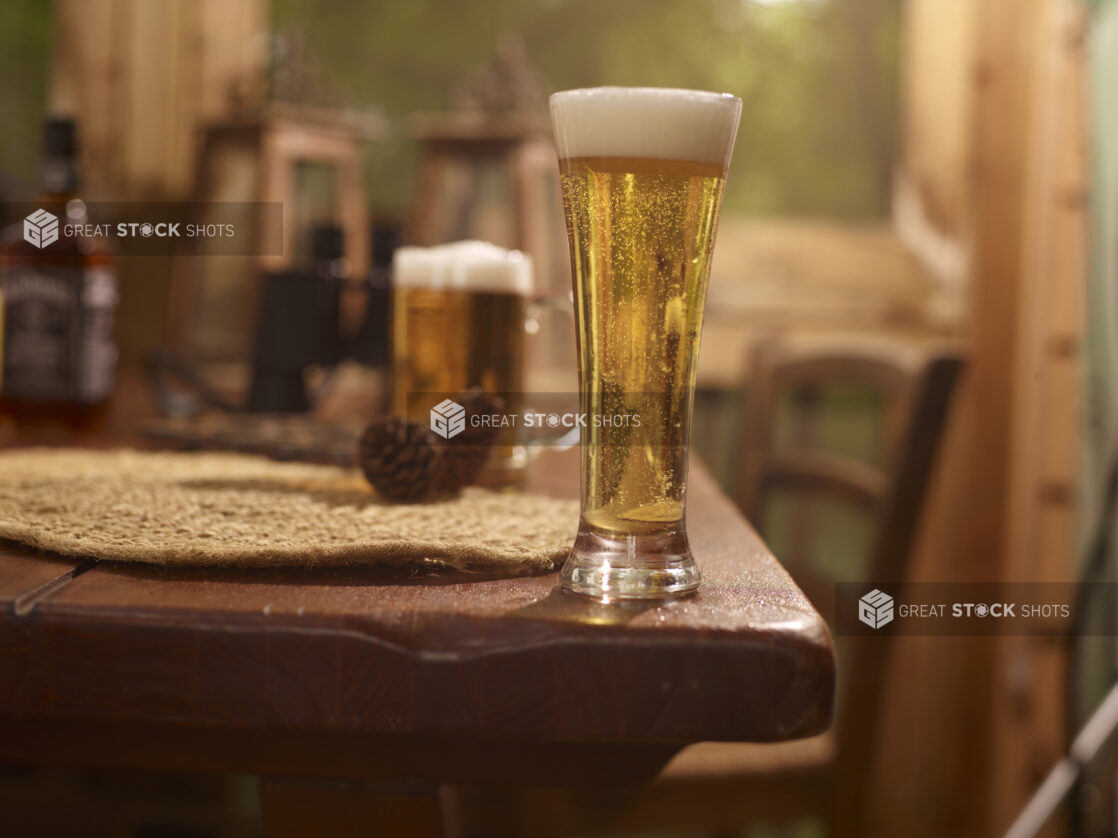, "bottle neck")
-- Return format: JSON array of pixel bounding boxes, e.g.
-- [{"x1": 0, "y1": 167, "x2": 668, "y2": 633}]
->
[{"x1": 41, "y1": 153, "x2": 79, "y2": 198}]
